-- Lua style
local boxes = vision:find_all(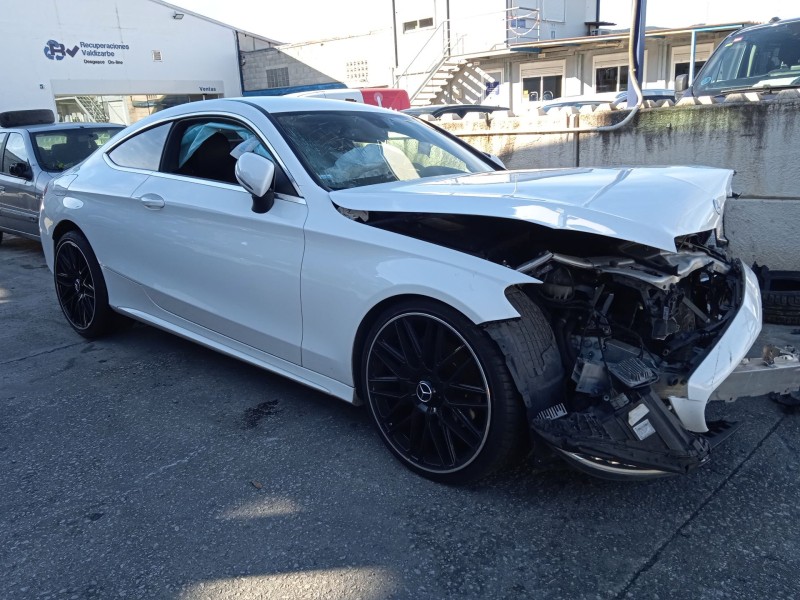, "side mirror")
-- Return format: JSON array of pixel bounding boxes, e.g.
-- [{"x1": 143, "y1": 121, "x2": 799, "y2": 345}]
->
[
  {"x1": 675, "y1": 74, "x2": 688, "y2": 94},
  {"x1": 9, "y1": 162, "x2": 33, "y2": 180},
  {"x1": 235, "y1": 152, "x2": 276, "y2": 214}
]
